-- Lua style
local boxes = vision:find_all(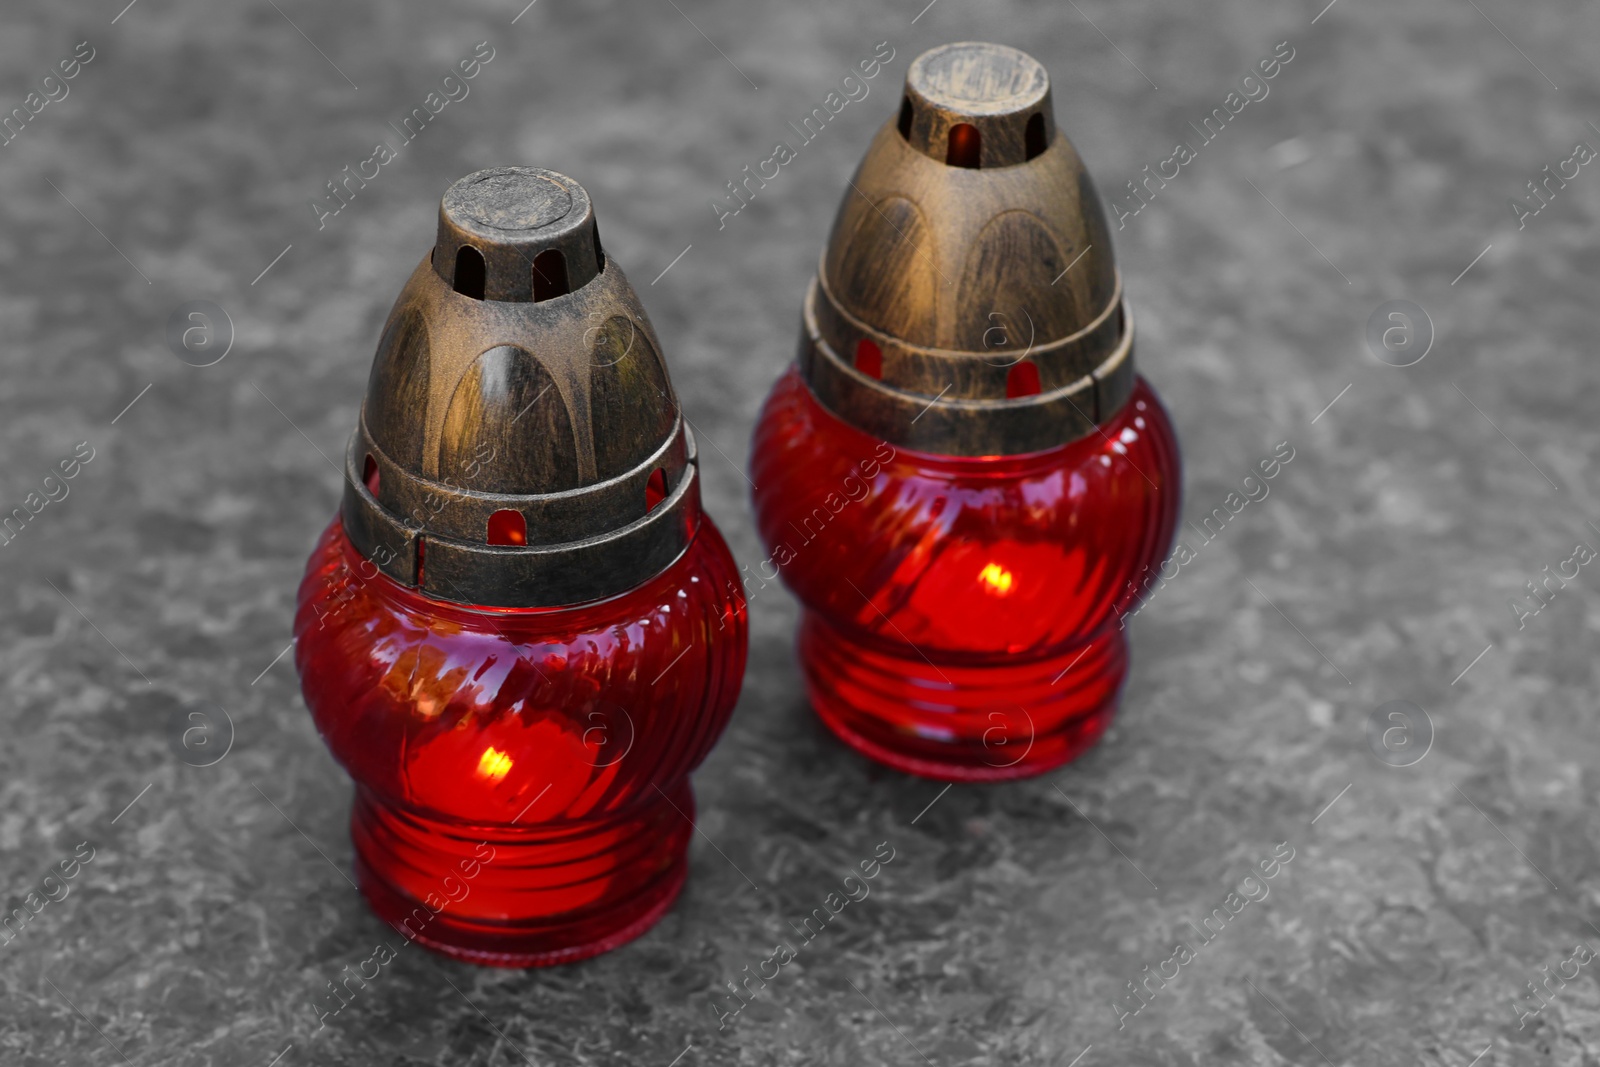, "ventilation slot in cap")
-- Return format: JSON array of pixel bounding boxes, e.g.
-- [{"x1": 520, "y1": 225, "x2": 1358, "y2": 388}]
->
[
  {"x1": 454, "y1": 246, "x2": 487, "y2": 299},
  {"x1": 532, "y1": 249, "x2": 570, "y2": 302},
  {"x1": 1025, "y1": 113, "x2": 1047, "y2": 161},
  {"x1": 947, "y1": 124, "x2": 981, "y2": 169}
]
